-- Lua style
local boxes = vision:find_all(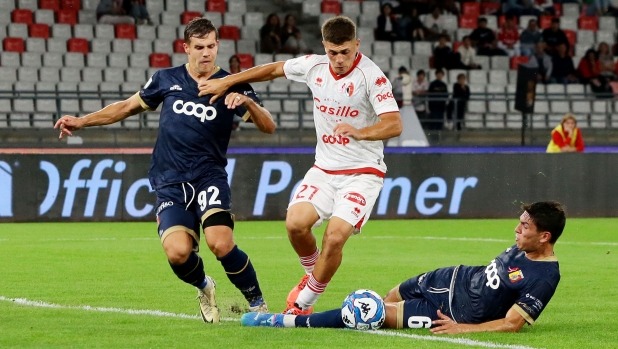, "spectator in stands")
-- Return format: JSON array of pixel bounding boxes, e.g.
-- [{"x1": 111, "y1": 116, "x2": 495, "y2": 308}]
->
[
  {"x1": 533, "y1": 0, "x2": 556, "y2": 16},
  {"x1": 376, "y1": 3, "x2": 399, "y2": 42},
  {"x1": 229, "y1": 55, "x2": 241, "y2": 74},
  {"x1": 497, "y1": 16, "x2": 521, "y2": 57},
  {"x1": 96, "y1": 0, "x2": 135, "y2": 24},
  {"x1": 399, "y1": 7, "x2": 425, "y2": 41},
  {"x1": 457, "y1": 36, "x2": 482, "y2": 69},
  {"x1": 546, "y1": 113, "x2": 585, "y2": 153},
  {"x1": 423, "y1": 7, "x2": 448, "y2": 41},
  {"x1": 123, "y1": 0, "x2": 151, "y2": 25},
  {"x1": 413, "y1": 70, "x2": 430, "y2": 126},
  {"x1": 260, "y1": 14, "x2": 281, "y2": 54},
  {"x1": 578, "y1": 49, "x2": 612, "y2": 96},
  {"x1": 542, "y1": 18, "x2": 569, "y2": 54},
  {"x1": 586, "y1": 0, "x2": 611, "y2": 16},
  {"x1": 470, "y1": 18, "x2": 506, "y2": 56},
  {"x1": 280, "y1": 15, "x2": 311, "y2": 55},
  {"x1": 448, "y1": 73, "x2": 470, "y2": 131},
  {"x1": 520, "y1": 19, "x2": 542, "y2": 57},
  {"x1": 526, "y1": 42, "x2": 552, "y2": 84},
  {"x1": 394, "y1": 66, "x2": 413, "y2": 107},
  {"x1": 433, "y1": 35, "x2": 453, "y2": 71},
  {"x1": 550, "y1": 43, "x2": 578, "y2": 84},
  {"x1": 427, "y1": 69, "x2": 448, "y2": 130},
  {"x1": 597, "y1": 42, "x2": 616, "y2": 81}
]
